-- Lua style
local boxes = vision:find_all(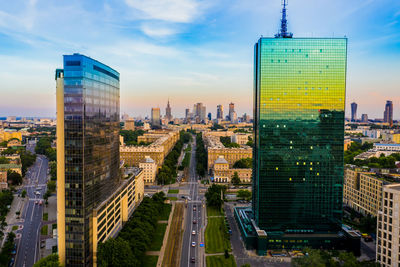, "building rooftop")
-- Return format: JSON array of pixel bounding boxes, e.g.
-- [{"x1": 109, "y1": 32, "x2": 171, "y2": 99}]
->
[
  {"x1": 0, "y1": 164, "x2": 22, "y2": 169},
  {"x1": 141, "y1": 156, "x2": 155, "y2": 163},
  {"x1": 215, "y1": 156, "x2": 228, "y2": 164}
]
